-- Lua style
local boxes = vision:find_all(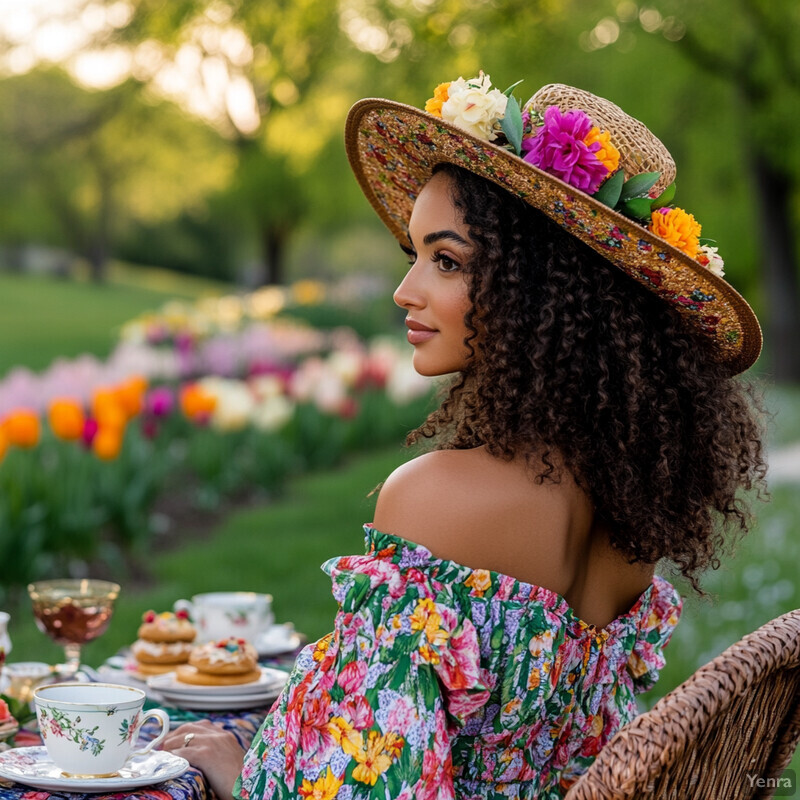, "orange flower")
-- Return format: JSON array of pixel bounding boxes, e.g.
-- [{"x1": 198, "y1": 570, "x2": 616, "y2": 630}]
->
[
  {"x1": 92, "y1": 426, "x2": 123, "y2": 460},
  {"x1": 649, "y1": 207, "x2": 701, "y2": 258},
  {"x1": 0, "y1": 428, "x2": 8, "y2": 463},
  {"x1": 91, "y1": 389, "x2": 127, "y2": 432},
  {"x1": 2, "y1": 409, "x2": 40, "y2": 448},
  {"x1": 48, "y1": 398, "x2": 85, "y2": 441},
  {"x1": 584, "y1": 127, "x2": 620, "y2": 173},
  {"x1": 179, "y1": 384, "x2": 217, "y2": 421},
  {"x1": 424, "y1": 82, "x2": 451, "y2": 117},
  {"x1": 114, "y1": 376, "x2": 147, "y2": 418}
]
